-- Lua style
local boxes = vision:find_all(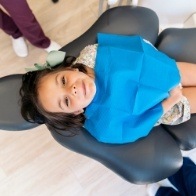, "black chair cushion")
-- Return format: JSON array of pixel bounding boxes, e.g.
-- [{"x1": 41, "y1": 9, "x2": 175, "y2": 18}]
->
[
  {"x1": 156, "y1": 28, "x2": 196, "y2": 150},
  {"x1": 163, "y1": 115, "x2": 196, "y2": 150},
  {"x1": 156, "y1": 28, "x2": 196, "y2": 63}
]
